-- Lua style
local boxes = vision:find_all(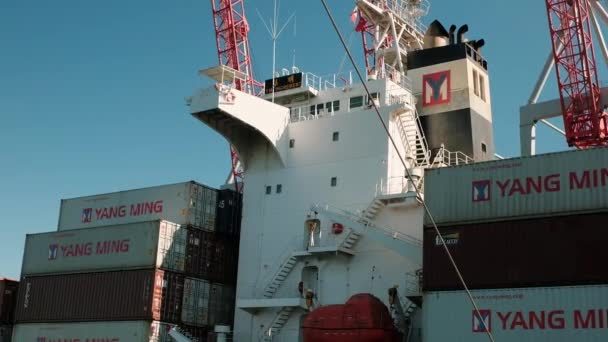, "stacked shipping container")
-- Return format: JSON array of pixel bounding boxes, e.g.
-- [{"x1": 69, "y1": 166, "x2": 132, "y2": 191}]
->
[
  {"x1": 0, "y1": 279, "x2": 18, "y2": 341},
  {"x1": 423, "y1": 148, "x2": 608, "y2": 341},
  {"x1": 13, "y1": 181, "x2": 242, "y2": 342}
]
